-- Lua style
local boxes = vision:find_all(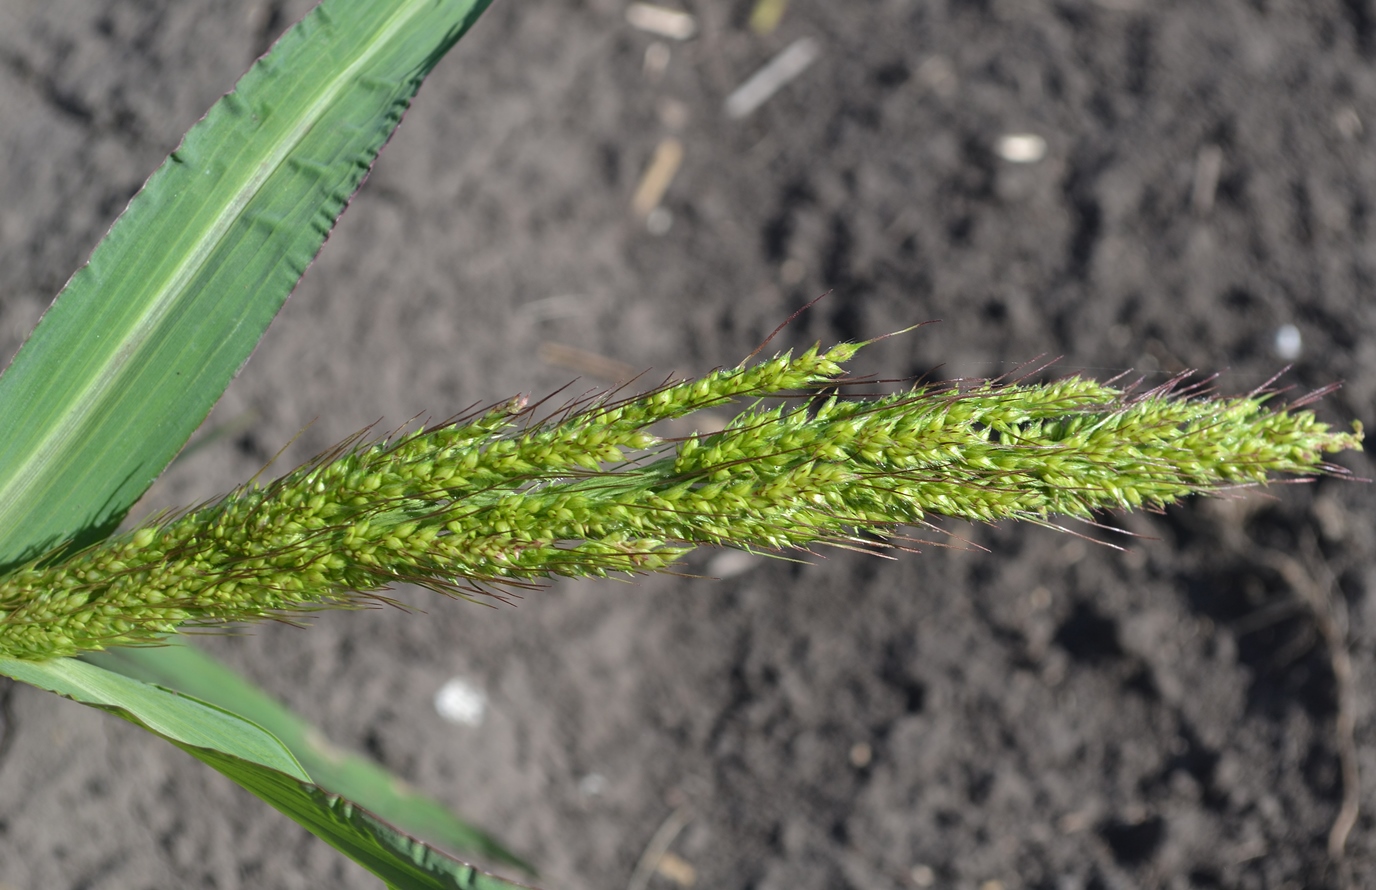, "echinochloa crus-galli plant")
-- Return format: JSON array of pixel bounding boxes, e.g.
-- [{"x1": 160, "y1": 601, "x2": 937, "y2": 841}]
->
[{"x1": 0, "y1": 338, "x2": 1362, "y2": 660}]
